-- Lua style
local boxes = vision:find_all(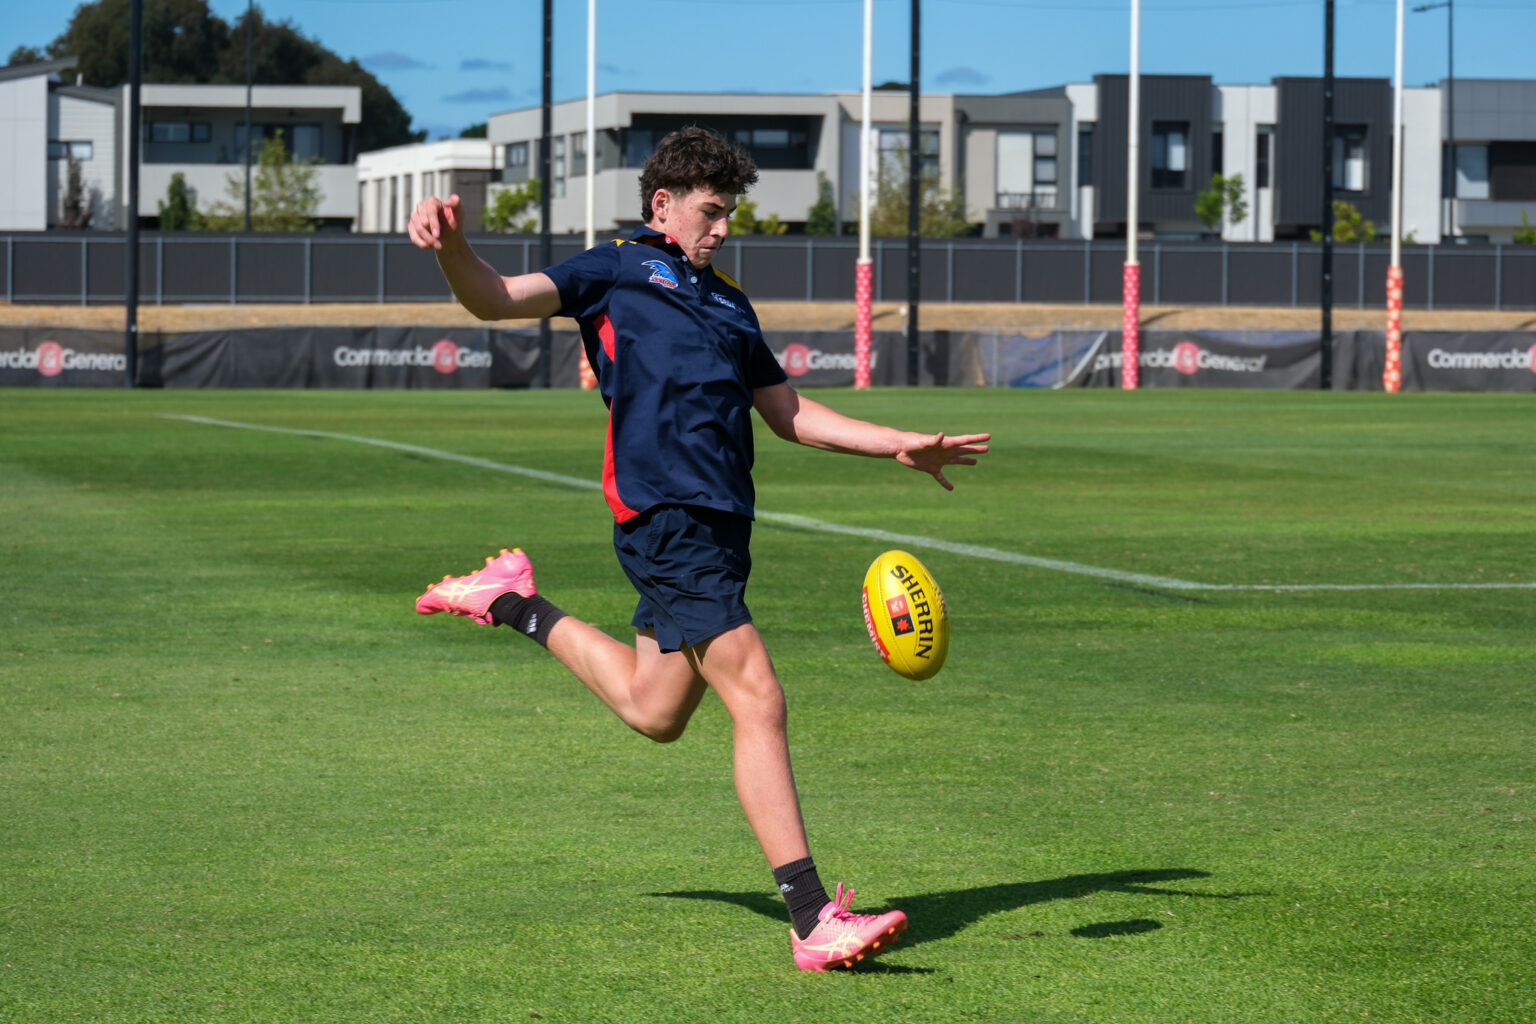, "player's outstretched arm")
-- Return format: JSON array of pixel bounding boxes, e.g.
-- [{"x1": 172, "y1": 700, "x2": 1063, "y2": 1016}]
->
[
  {"x1": 407, "y1": 193, "x2": 561, "y2": 321},
  {"x1": 753, "y1": 382, "x2": 989, "y2": 491}
]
